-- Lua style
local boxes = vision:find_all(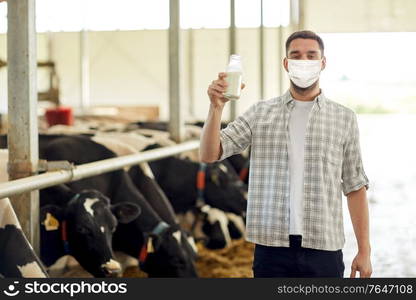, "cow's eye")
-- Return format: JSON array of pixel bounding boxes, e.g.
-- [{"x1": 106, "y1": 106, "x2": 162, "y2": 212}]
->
[{"x1": 76, "y1": 227, "x2": 91, "y2": 234}]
